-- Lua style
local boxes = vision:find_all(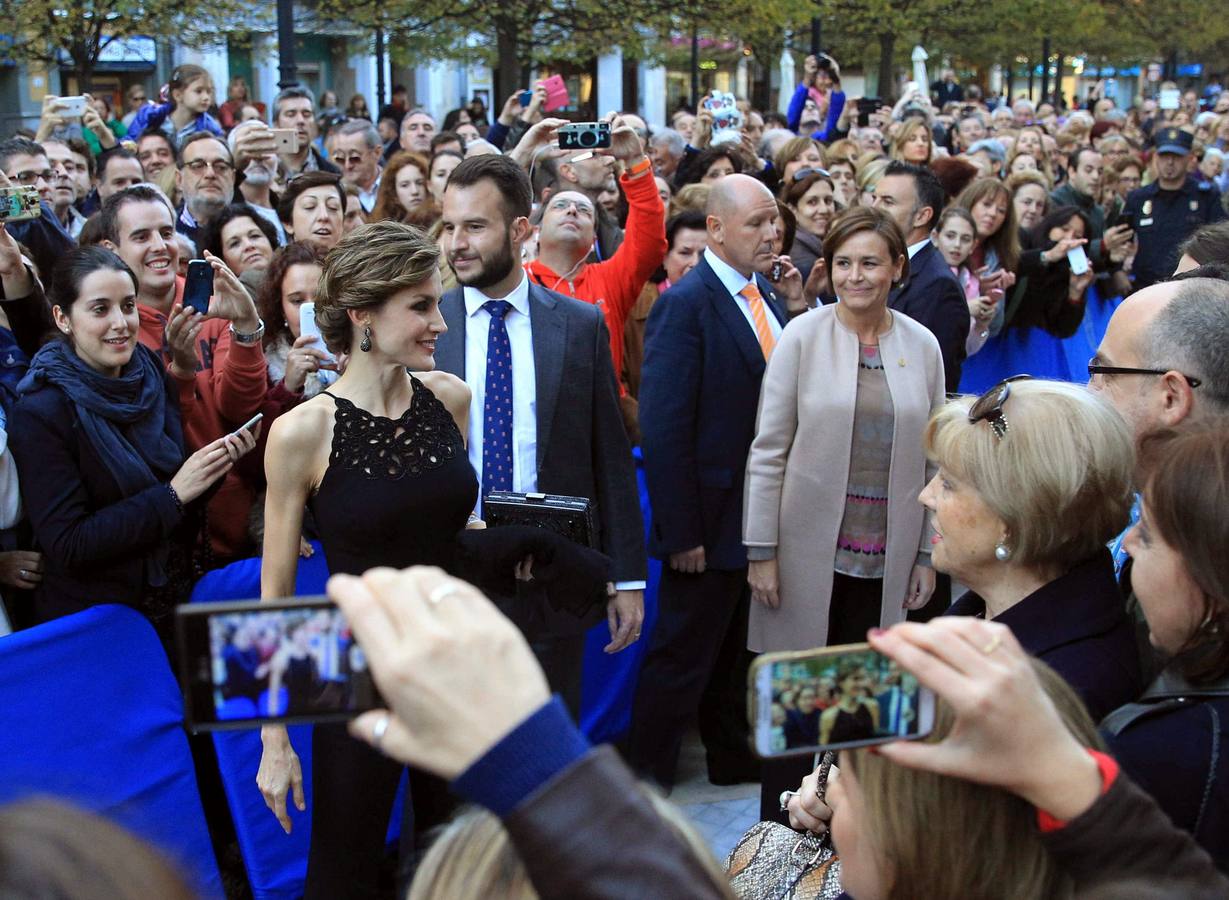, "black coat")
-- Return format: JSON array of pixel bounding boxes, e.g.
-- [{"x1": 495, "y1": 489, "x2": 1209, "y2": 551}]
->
[
  {"x1": 888, "y1": 241, "x2": 969, "y2": 393},
  {"x1": 1104, "y1": 669, "x2": 1229, "y2": 871},
  {"x1": 948, "y1": 550, "x2": 1143, "y2": 722}
]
